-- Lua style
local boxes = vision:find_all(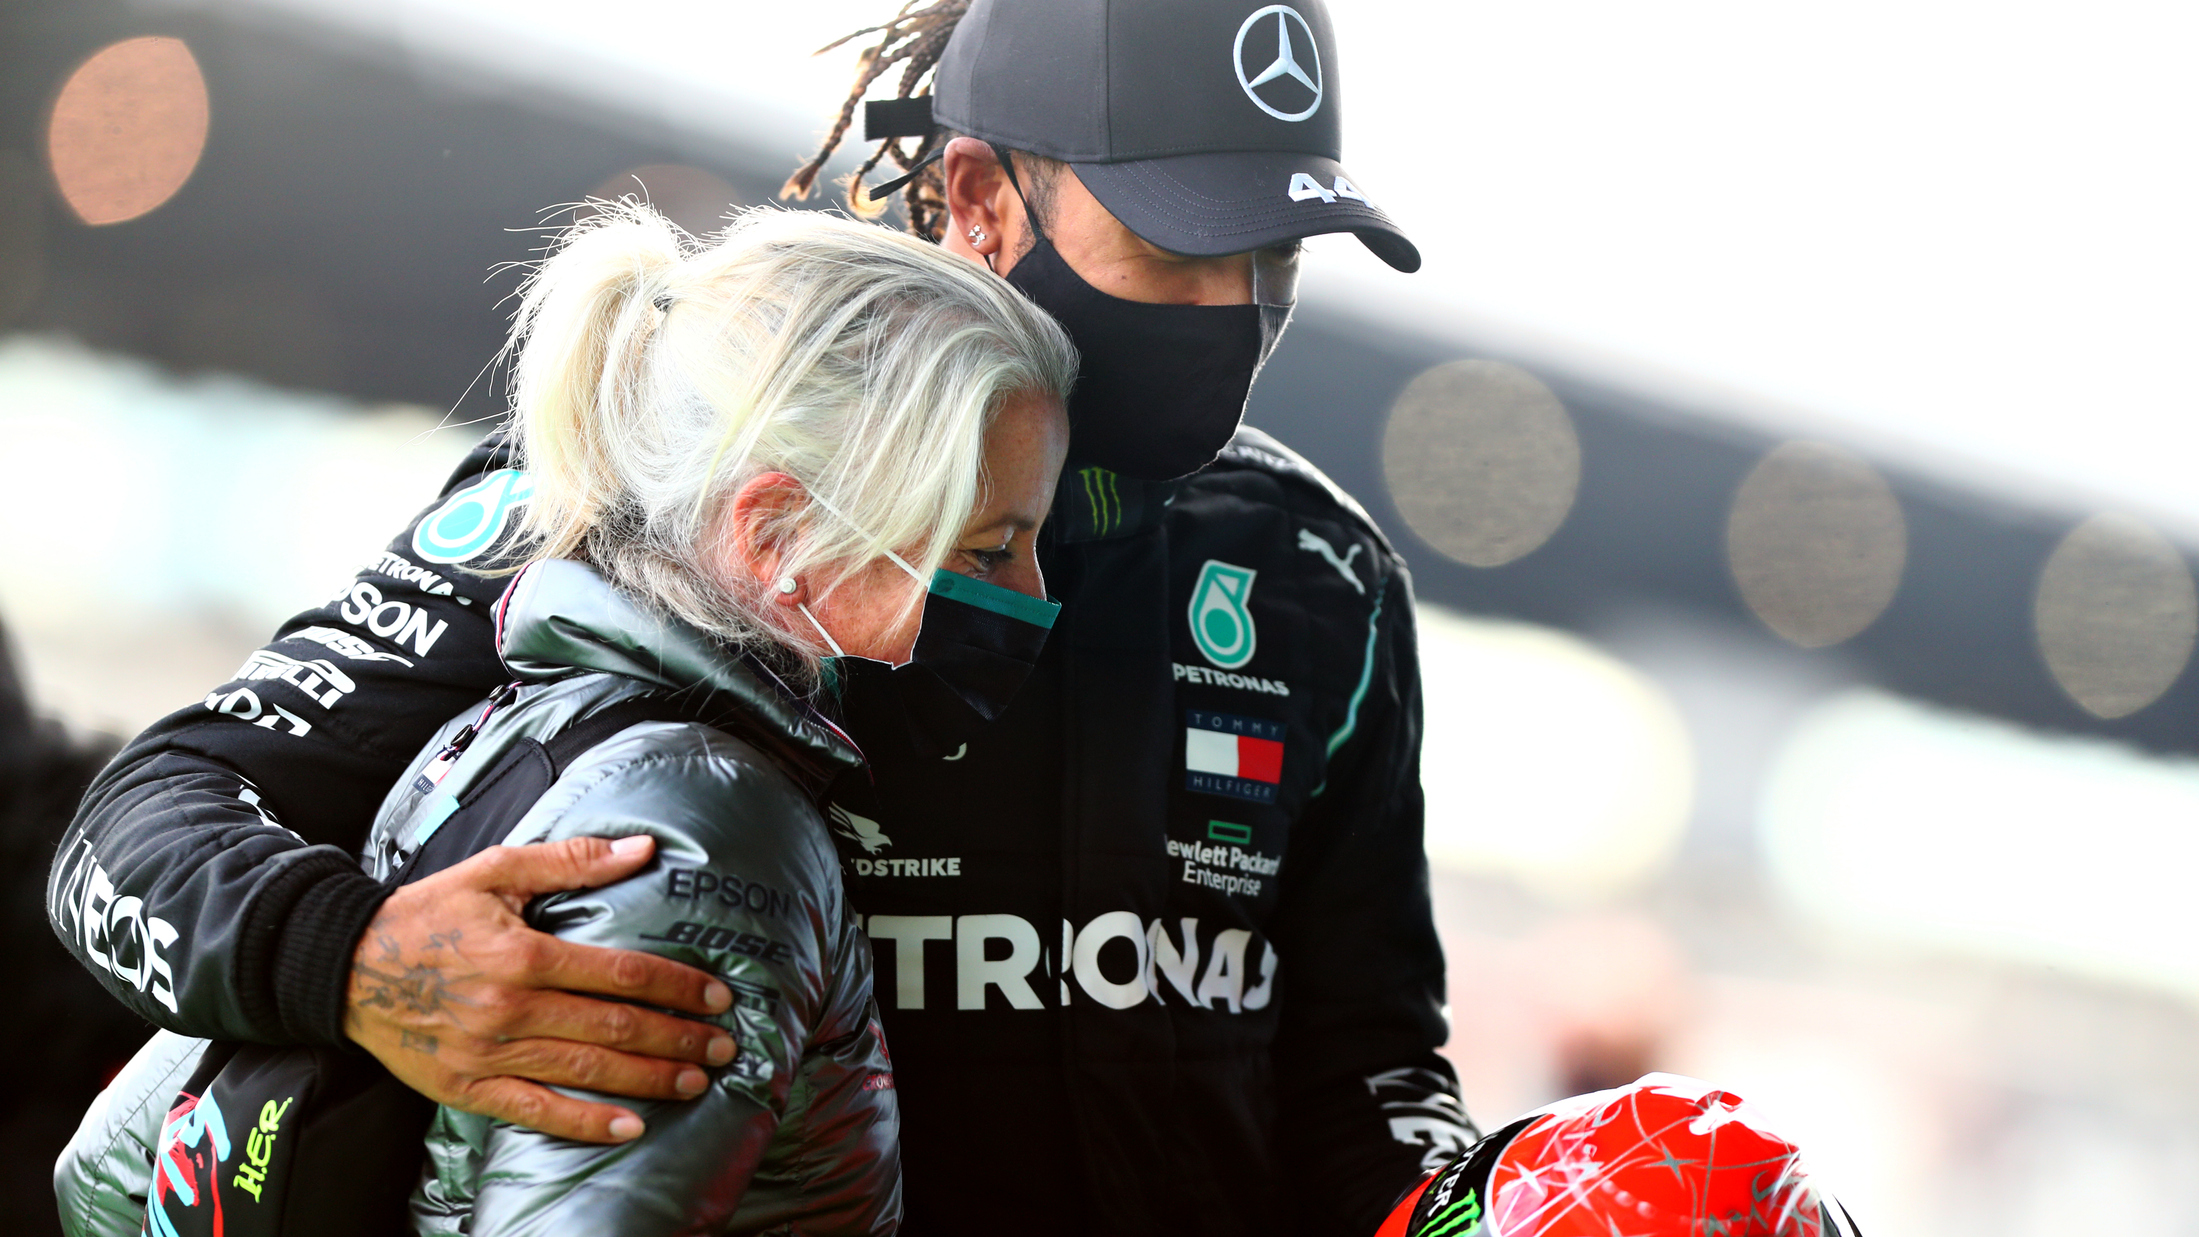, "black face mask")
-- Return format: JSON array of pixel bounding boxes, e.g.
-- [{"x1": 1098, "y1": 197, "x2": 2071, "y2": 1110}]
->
[
  {"x1": 989, "y1": 144, "x2": 1300, "y2": 483},
  {"x1": 809, "y1": 560, "x2": 1059, "y2": 761},
  {"x1": 1005, "y1": 239, "x2": 1292, "y2": 481}
]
